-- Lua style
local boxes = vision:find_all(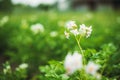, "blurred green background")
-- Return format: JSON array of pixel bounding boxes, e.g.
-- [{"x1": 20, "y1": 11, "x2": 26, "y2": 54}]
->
[{"x1": 0, "y1": 0, "x2": 120, "y2": 80}]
